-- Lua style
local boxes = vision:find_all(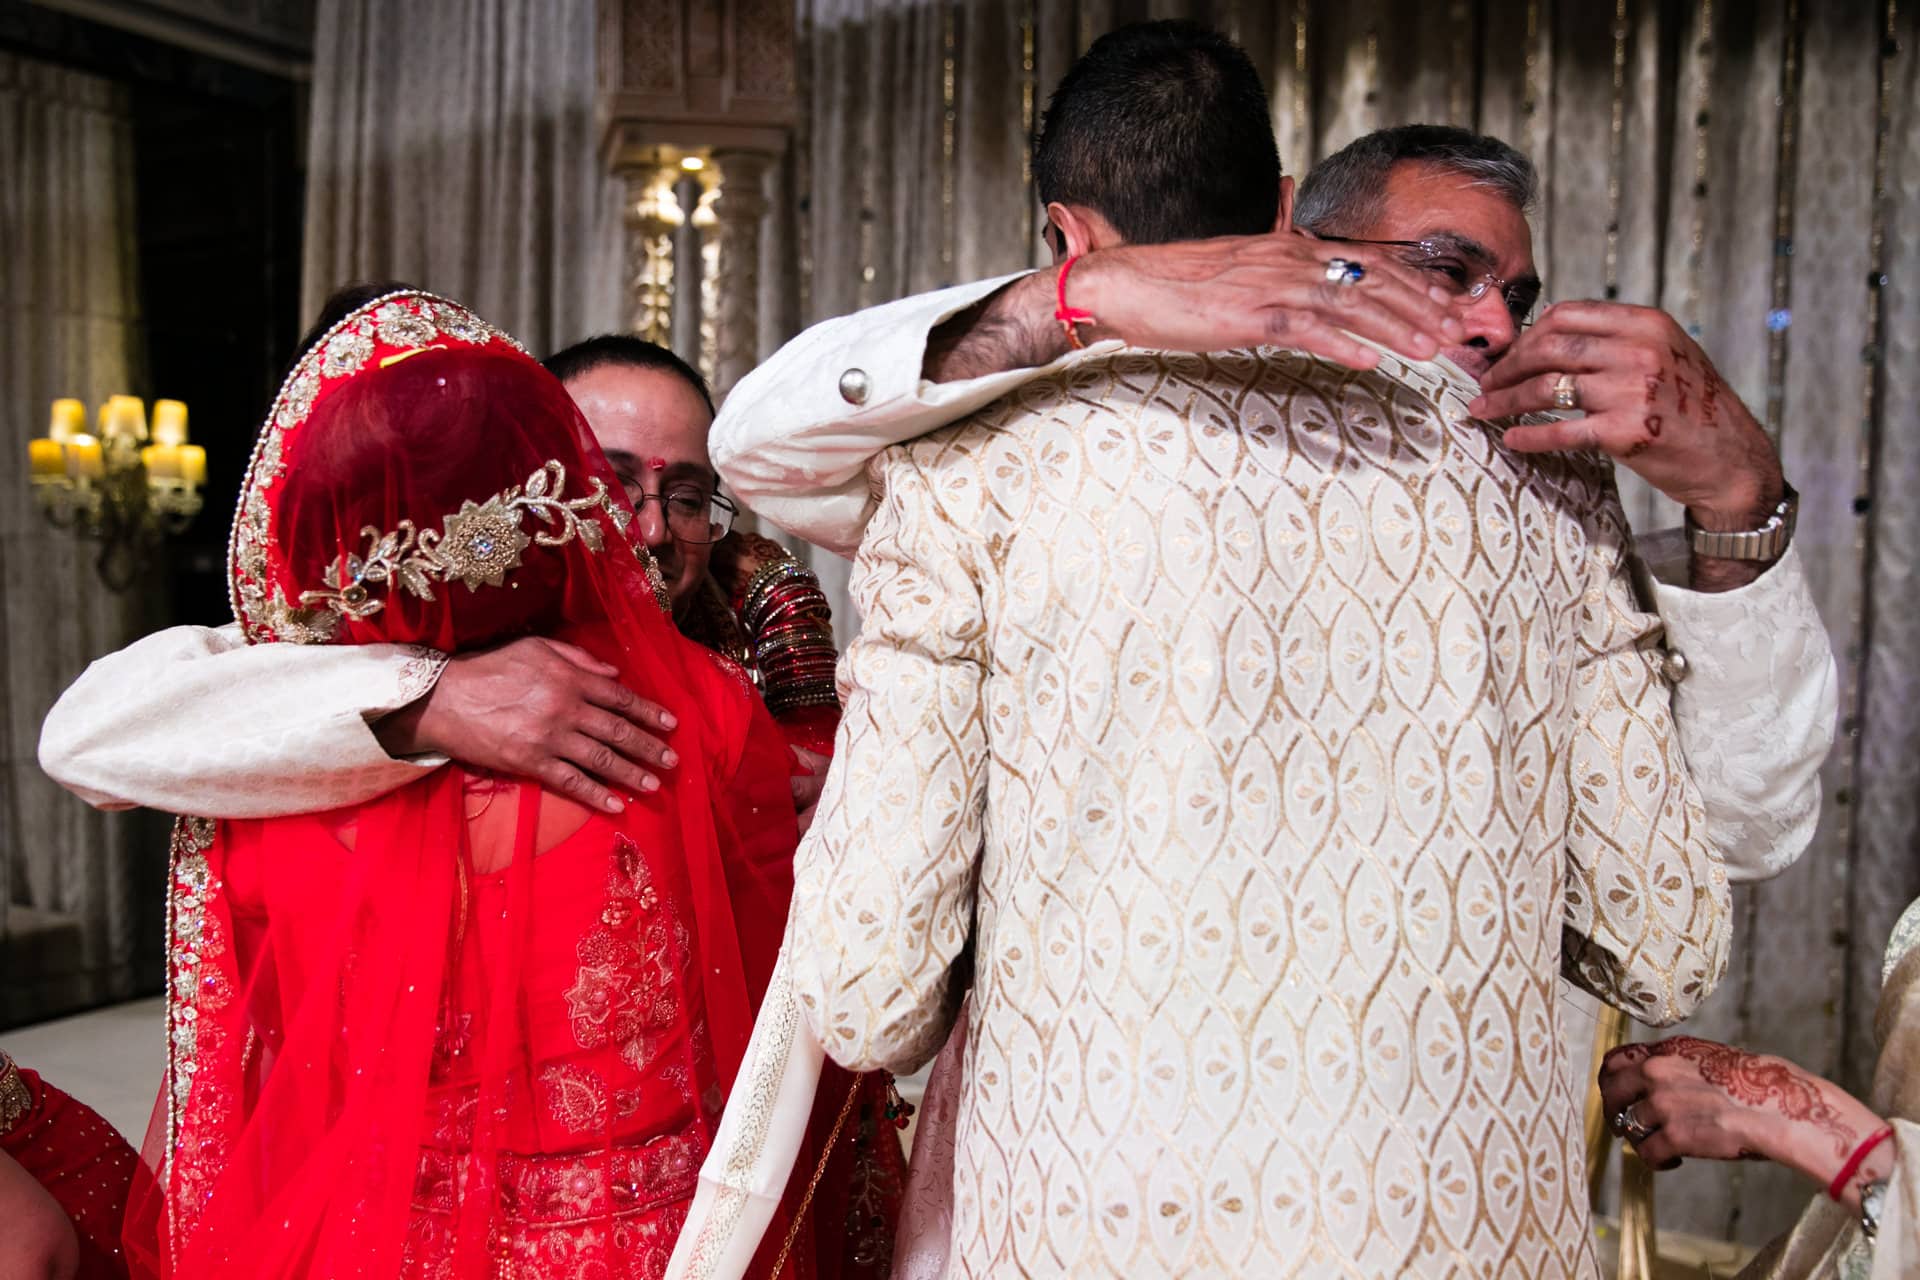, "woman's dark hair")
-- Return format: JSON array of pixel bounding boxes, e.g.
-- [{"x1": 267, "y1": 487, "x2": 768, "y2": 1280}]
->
[
  {"x1": 542, "y1": 334, "x2": 715, "y2": 416},
  {"x1": 290, "y1": 281, "x2": 420, "y2": 371}
]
